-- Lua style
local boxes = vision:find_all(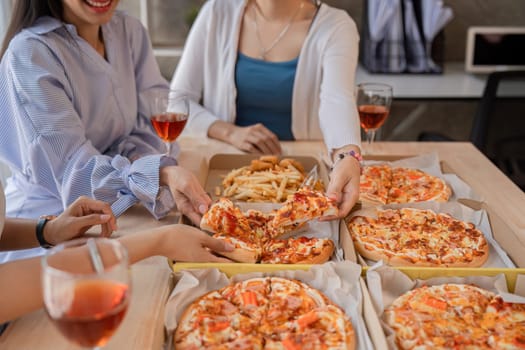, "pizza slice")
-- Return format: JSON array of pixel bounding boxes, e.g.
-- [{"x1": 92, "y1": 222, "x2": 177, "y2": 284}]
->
[
  {"x1": 265, "y1": 305, "x2": 355, "y2": 350},
  {"x1": 175, "y1": 290, "x2": 258, "y2": 349},
  {"x1": 483, "y1": 296, "x2": 525, "y2": 348},
  {"x1": 261, "y1": 237, "x2": 334, "y2": 264},
  {"x1": 243, "y1": 209, "x2": 273, "y2": 244},
  {"x1": 200, "y1": 198, "x2": 252, "y2": 239},
  {"x1": 259, "y1": 277, "x2": 328, "y2": 336},
  {"x1": 220, "y1": 278, "x2": 271, "y2": 323},
  {"x1": 268, "y1": 188, "x2": 338, "y2": 237},
  {"x1": 212, "y1": 234, "x2": 261, "y2": 263}
]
